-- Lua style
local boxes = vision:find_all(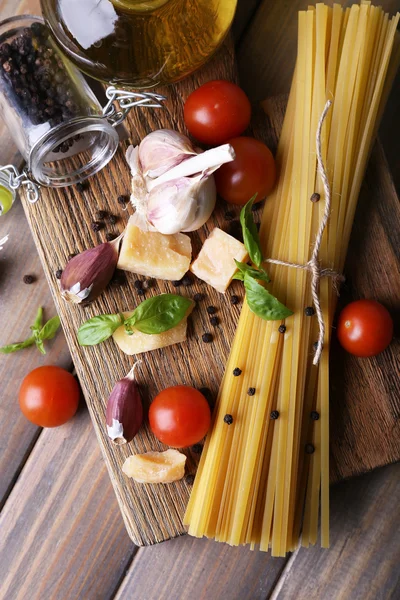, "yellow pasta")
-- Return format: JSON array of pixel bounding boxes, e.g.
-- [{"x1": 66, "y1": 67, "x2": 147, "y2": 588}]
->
[{"x1": 184, "y1": 2, "x2": 400, "y2": 556}]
